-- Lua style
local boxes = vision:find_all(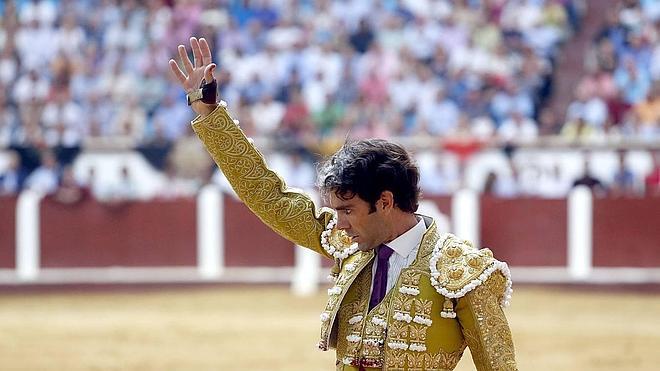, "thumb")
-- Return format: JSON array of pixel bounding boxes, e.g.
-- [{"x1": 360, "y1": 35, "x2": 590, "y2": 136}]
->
[{"x1": 204, "y1": 63, "x2": 216, "y2": 83}]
